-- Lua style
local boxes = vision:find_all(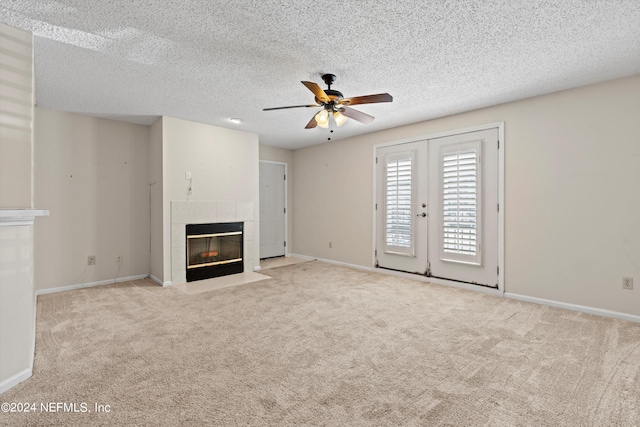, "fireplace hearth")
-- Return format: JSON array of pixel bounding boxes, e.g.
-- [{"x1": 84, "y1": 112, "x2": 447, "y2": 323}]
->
[{"x1": 186, "y1": 222, "x2": 243, "y2": 282}]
